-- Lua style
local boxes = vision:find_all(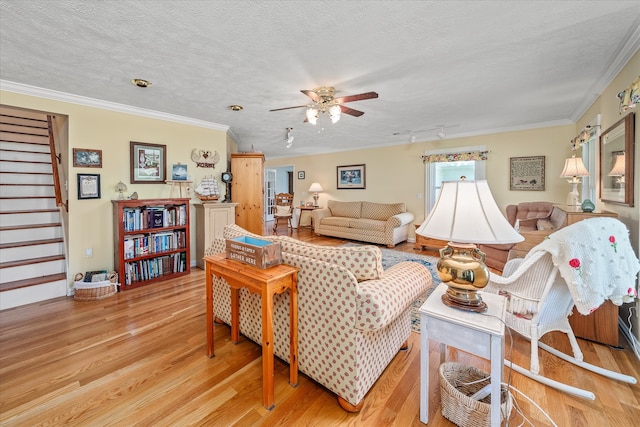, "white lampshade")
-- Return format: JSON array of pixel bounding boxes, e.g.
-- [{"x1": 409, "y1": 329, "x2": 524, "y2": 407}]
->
[
  {"x1": 306, "y1": 107, "x2": 318, "y2": 125},
  {"x1": 608, "y1": 153, "x2": 626, "y2": 176},
  {"x1": 416, "y1": 180, "x2": 523, "y2": 245},
  {"x1": 560, "y1": 155, "x2": 589, "y2": 178},
  {"x1": 308, "y1": 182, "x2": 323, "y2": 192}
]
